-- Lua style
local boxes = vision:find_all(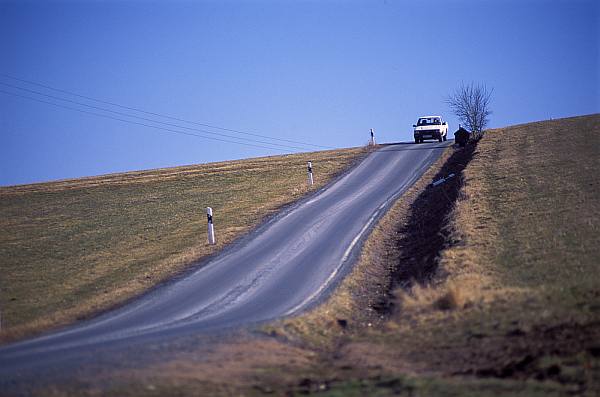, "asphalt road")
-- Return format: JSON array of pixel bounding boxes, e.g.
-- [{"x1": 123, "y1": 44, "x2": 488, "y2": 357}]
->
[{"x1": 0, "y1": 141, "x2": 450, "y2": 377}]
